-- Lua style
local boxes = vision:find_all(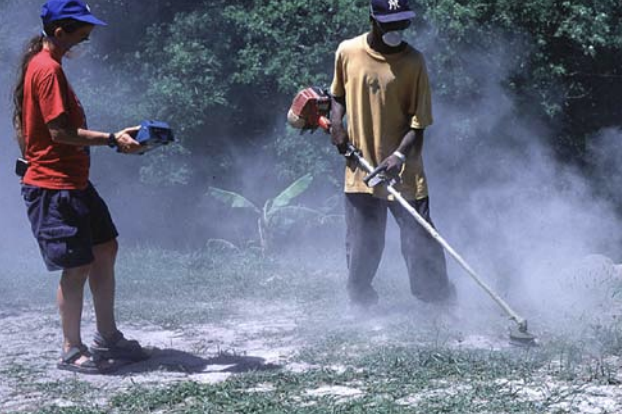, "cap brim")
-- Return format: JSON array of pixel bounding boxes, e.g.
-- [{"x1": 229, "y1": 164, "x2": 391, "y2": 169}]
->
[
  {"x1": 374, "y1": 10, "x2": 416, "y2": 23},
  {"x1": 72, "y1": 14, "x2": 107, "y2": 26}
]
